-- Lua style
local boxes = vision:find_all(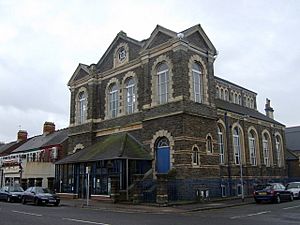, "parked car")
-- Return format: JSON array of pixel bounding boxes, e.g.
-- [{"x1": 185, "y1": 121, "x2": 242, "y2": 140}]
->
[
  {"x1": 253, "y1": 183, "x2": 293, "y2": 203},
  {"x1": 0, "y1": 185, "x2": 24, "y2": 202},
  {"x1": 22, "y1": 187, "x2": 60, "y2": 206},
  {"x1": 286, "y1": 182, "x2": 300, "y2": 199}
]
